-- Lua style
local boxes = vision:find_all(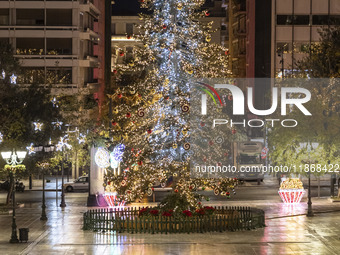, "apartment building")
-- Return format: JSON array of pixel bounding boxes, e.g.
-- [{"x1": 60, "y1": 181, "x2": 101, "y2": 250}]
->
[
  {"x1": 0, "y1": 0, "x2": 105, "y2": 98},
  {"x1": 228, "y1": 0, "x2": 246, "y2": 77},
  {"x1": 272, "y1": 0, "x2": 340, "y2": 77}
]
